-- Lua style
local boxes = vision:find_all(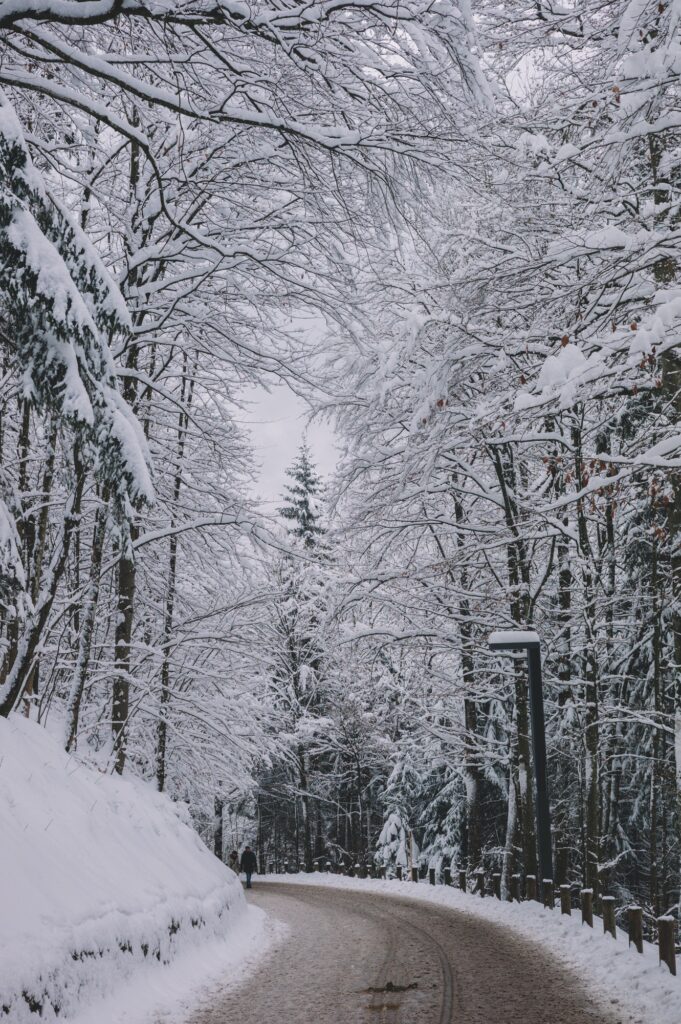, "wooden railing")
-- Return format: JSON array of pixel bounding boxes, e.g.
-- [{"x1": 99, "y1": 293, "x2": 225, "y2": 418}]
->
[{"x1": 267, "y1": 861, "x2": 678, "y2": 976}]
